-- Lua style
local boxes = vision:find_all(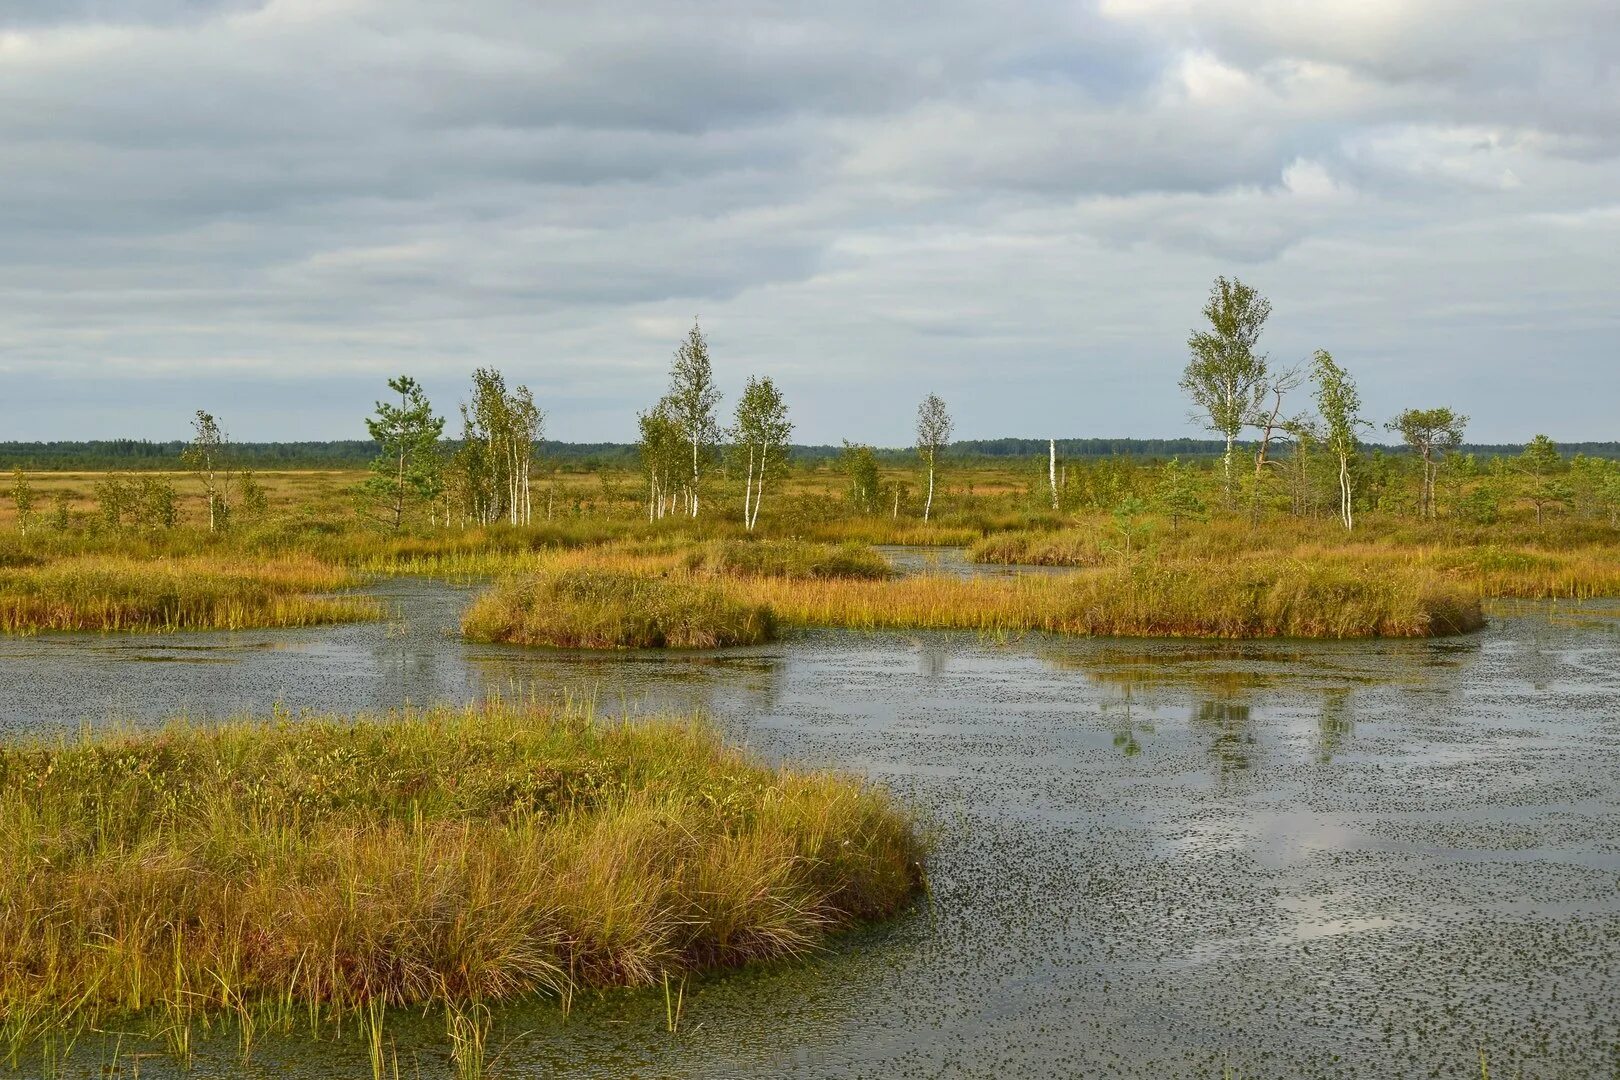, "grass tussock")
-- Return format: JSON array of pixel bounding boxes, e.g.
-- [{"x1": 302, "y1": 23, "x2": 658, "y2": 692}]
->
[
  {"x1": 719, "y1": 558, "x2": 1483, "y2": 639},
  {"x1": 470, "y1": 554, "x2": 1483, "y2": 642},
  {"x1": 681, "y1": 539, "x2": 891, "y2": 580},
  {"x1": 0, "y1": 701, "x2": 924, "y2": 1053},
  {"x1": 971, "y1": 530, "x2": 1109, "y2": 567},
  {"x1": 462, "y1": 567, "x2": 776, "y2": 648},
  {"x1": 0, "y1": 556, "x2": 378, "y2": 634}
]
